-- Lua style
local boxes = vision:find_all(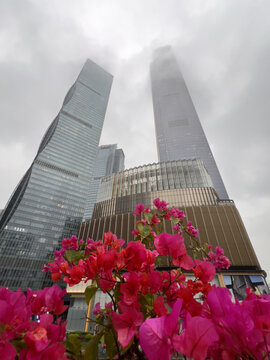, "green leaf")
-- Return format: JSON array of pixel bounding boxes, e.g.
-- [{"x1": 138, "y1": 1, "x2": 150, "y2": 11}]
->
[
  {"x1": 144, "y1": 212, "x2": 153, "y2": 223},
  {"x1": 84, "y1": 333, "x2": 102, "y2": 360},
  {"x1": 85, "y1": 285, "x2": 98, "y2": 305},
  {"x1": 104, "y1": 331, "x2": 118, "y2": 359},
  {"x1": 145, "y1": 292, "x2": 154, "y2": 306},
  {"x1": 65, "y1": 335, "x2": 81, "y2": 357},
  {"x1": 171, "y1": 217, "x2": 179, "y2": 225},
  {"x1": 141, "y1": 237, "x2": 150, "y2": 247},
  {"x1": 137, "y1": 222, "x2": 152, "y2": 237},
  {"x1": 139, "y1": 293, "x2": 154, "y2": 319},
  {"x1": 65, "y1": 250, "x2": 85, "y2": 265},
  {"x1": 137, "y1": 221, "x2": 144, "y2": 233},
  {"x1": 11, "y1": 338, "x2": 27, "y2": 353},
  {"x1": 122, "y1": 337, "x2": 134, "y2": 354}
]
